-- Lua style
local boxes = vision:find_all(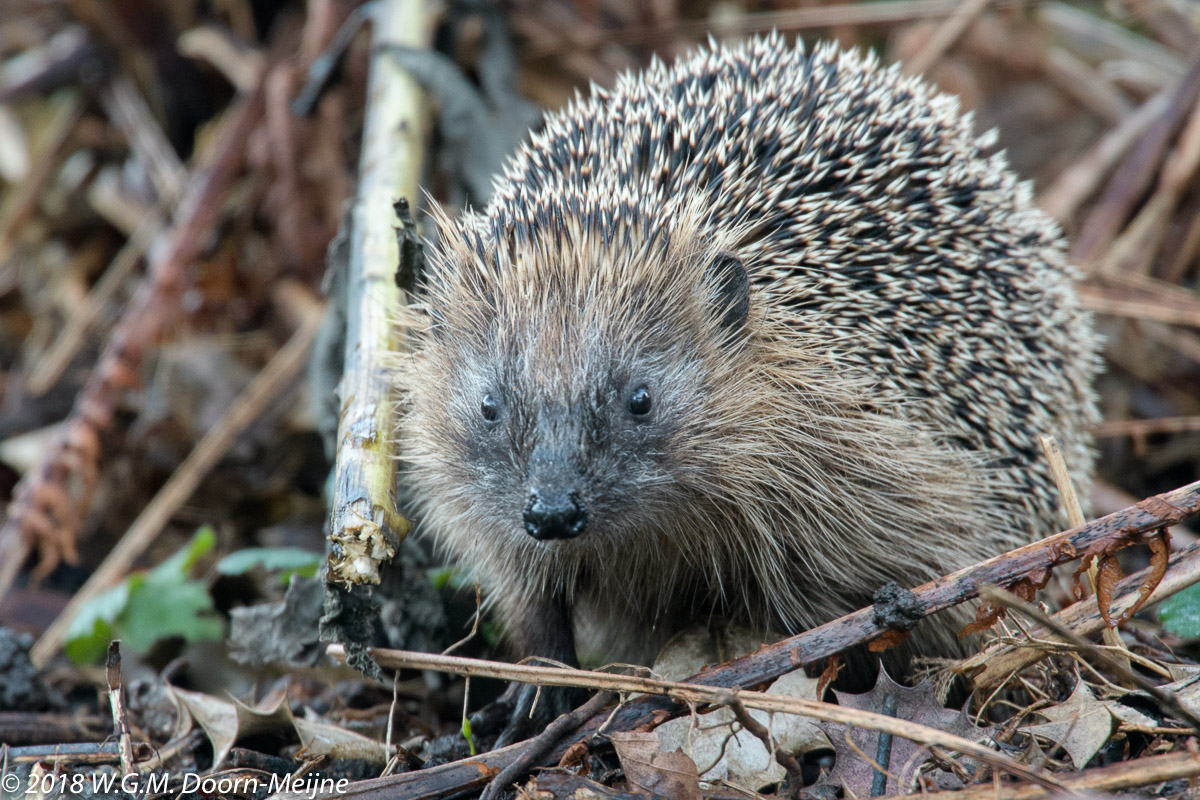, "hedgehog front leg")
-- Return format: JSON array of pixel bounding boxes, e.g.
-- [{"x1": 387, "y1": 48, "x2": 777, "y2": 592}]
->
[{"x1": 489, "y1": 589, "x2": 586, "y2": 747}]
